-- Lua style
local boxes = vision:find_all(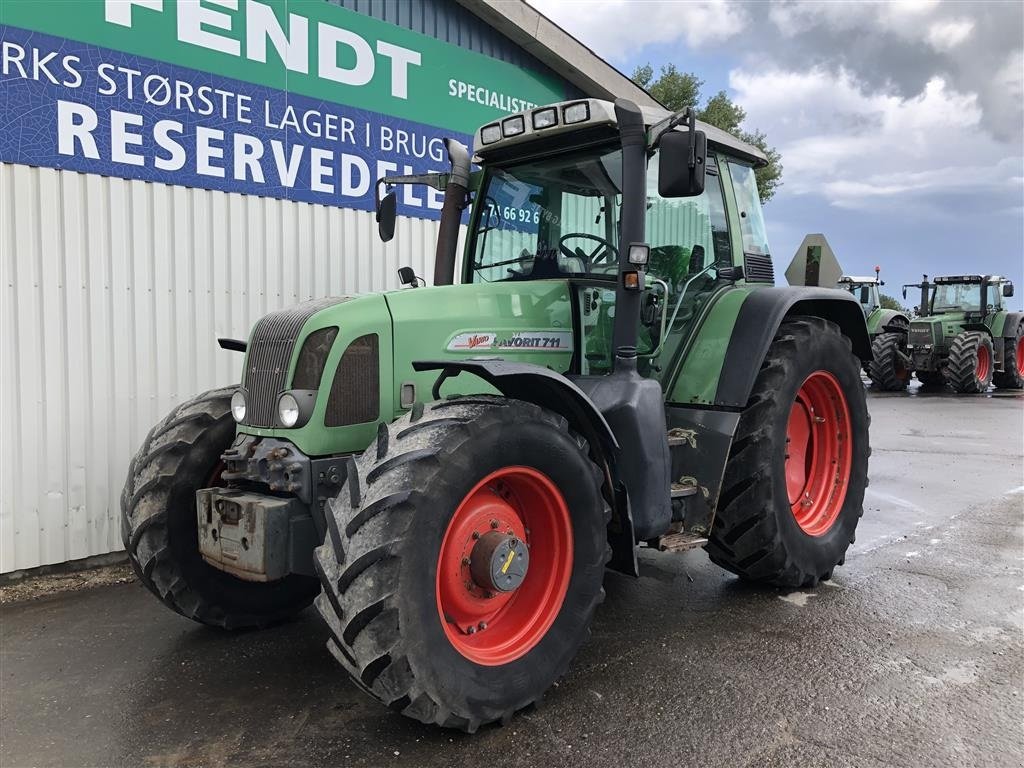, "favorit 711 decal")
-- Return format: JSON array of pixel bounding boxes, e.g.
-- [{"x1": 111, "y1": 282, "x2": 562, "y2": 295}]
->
[{"x1": 446, "y1": 331, "x2": 573, "y2": 352}]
